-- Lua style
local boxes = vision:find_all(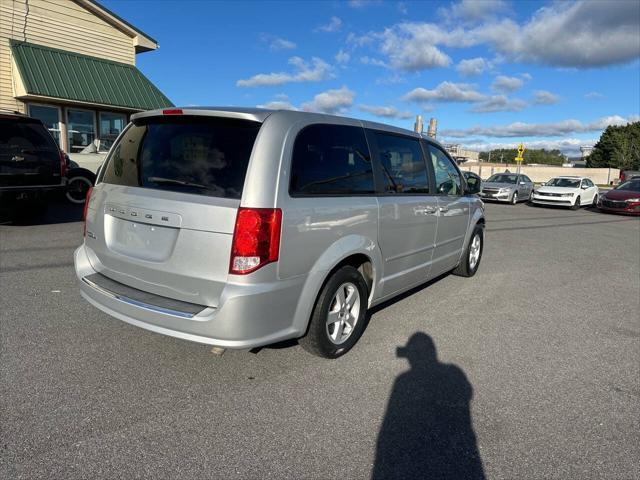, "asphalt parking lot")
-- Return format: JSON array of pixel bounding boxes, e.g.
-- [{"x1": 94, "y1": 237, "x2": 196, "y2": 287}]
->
[{"x1": 1, "y1": 201, "x2": 638, "y2": 480}]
